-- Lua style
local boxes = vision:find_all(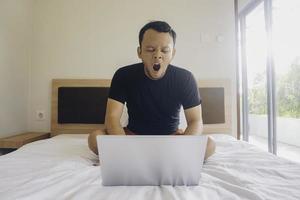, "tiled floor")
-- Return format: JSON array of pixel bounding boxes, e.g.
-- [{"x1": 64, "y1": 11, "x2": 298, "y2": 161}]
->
[{"x1": 249, "y1": 135, "x2": 300, "y2": 163}]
